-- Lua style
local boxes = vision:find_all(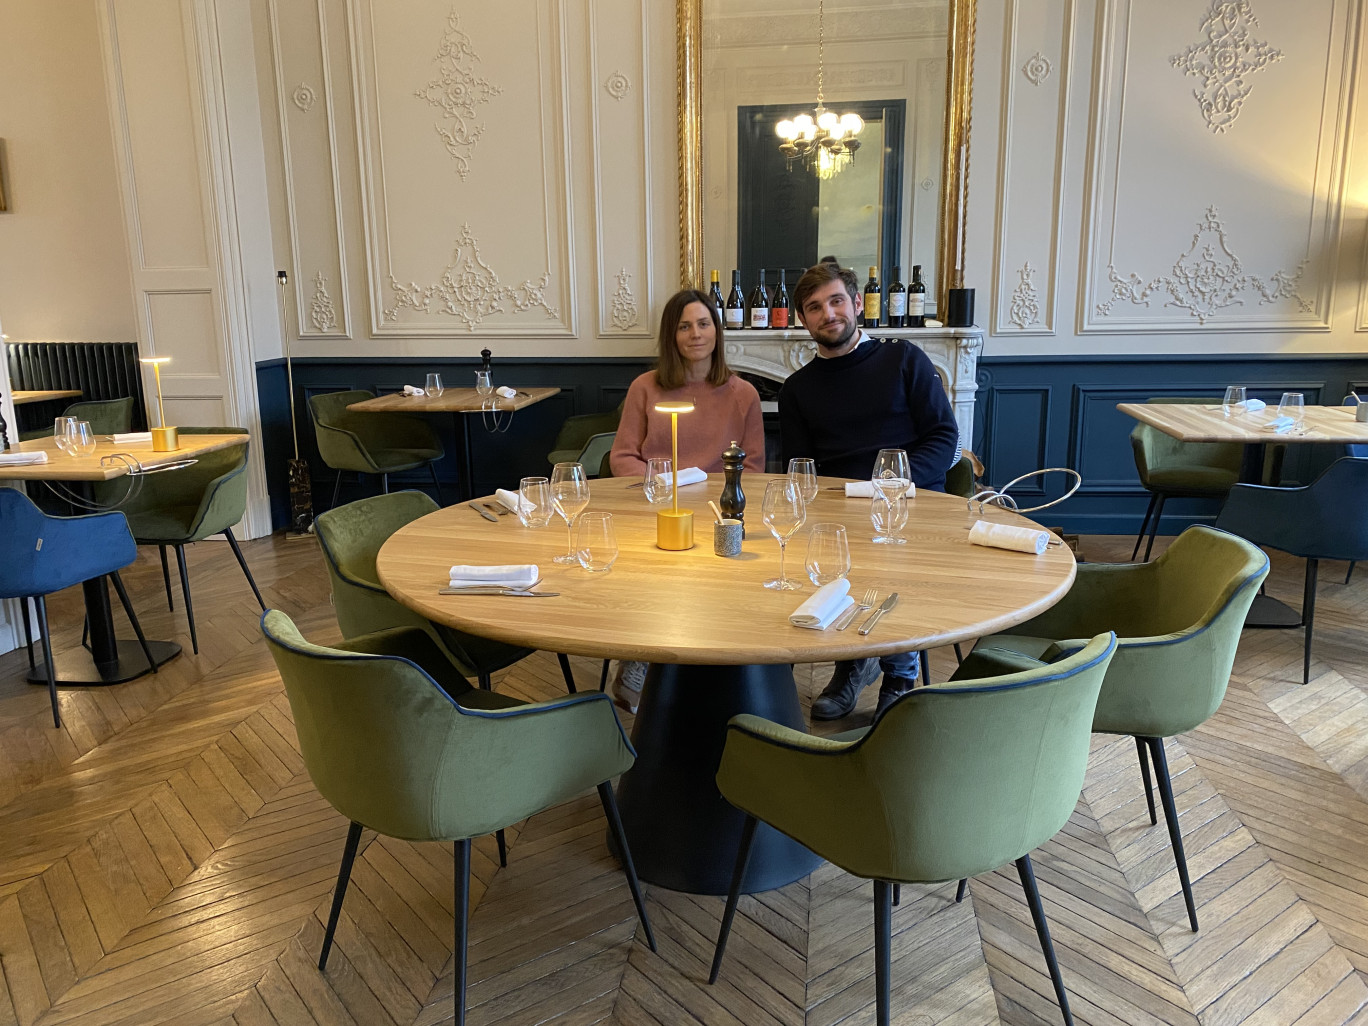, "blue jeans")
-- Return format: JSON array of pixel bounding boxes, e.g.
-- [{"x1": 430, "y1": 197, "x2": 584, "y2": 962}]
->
[{"x1": 855, "y1": 652, "x2": 919, "y2": 682}]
